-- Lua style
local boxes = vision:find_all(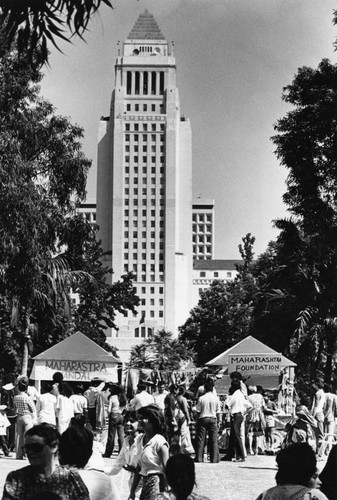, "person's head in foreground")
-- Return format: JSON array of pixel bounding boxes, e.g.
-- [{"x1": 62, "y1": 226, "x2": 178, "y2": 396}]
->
[
  {"x1": 58, "y1": 426, "x2": 93, "y2": 468},
  {"x1": 255, "y1": 443, "x2": 327, "y2": 500},
  {"x1": 165, "y1": 454, "x2": 196, "y2": 500},
  {"x1": 275, "y1": 443, "x2": 319, "y2": 487},
  {"x1": 24, "y1": 424, "x2": 60, "y2": 474}
]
